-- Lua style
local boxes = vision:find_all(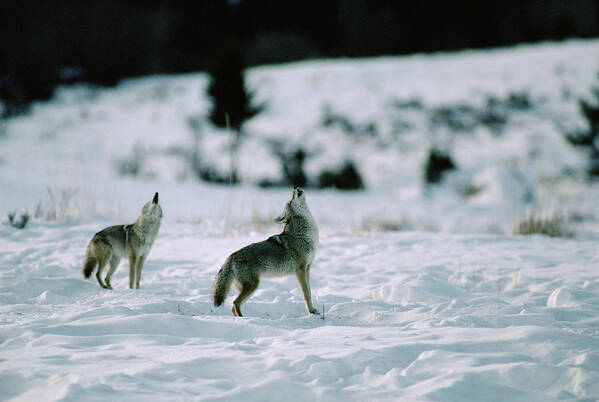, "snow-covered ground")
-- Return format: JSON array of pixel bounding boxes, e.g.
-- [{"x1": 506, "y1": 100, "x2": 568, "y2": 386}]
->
[
  {"x1": 1, "y1": 223, "x2": 599, "y2": 401},
  {"x1": 1, "y1": 39, "x2": 599, "y2": 401}
]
